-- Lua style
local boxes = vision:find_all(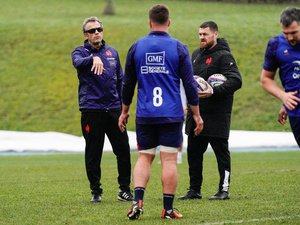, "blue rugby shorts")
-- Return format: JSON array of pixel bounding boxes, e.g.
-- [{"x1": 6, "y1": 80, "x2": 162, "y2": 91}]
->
[{"x1": 136, "y1": 122, "x2": 183, "y2": 150}]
